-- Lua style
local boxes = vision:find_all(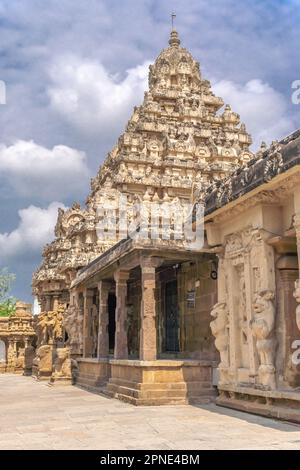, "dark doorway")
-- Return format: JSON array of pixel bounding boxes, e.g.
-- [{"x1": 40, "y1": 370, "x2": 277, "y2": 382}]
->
[
  {"x1": 165, "y1": 280, "x2": 179, "y2": 352},
  {"x1": 108, "y1": 293, "x2": 116, "y2": 353}
]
